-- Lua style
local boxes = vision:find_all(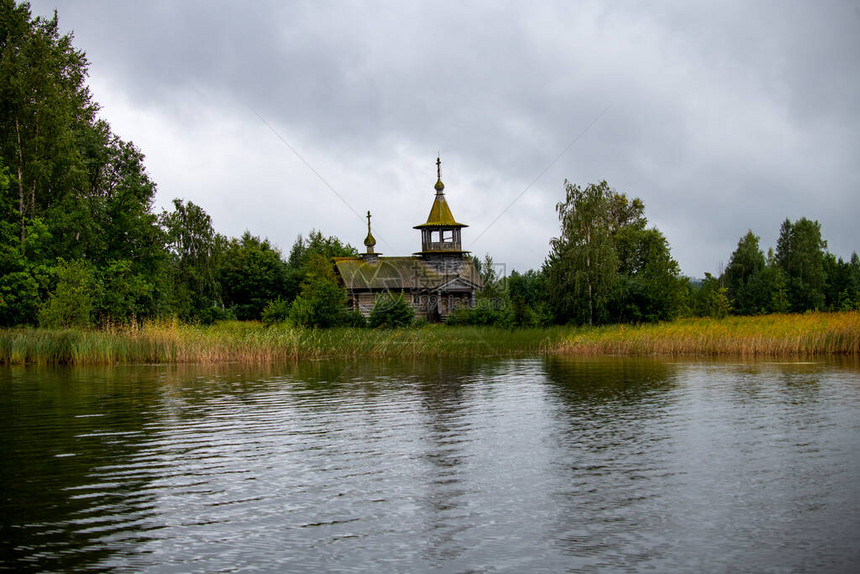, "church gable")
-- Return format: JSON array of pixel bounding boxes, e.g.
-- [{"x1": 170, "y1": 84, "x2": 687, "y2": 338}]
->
[{"x1": 437, "y1": 276, "x2": 481, "y2": 293}]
